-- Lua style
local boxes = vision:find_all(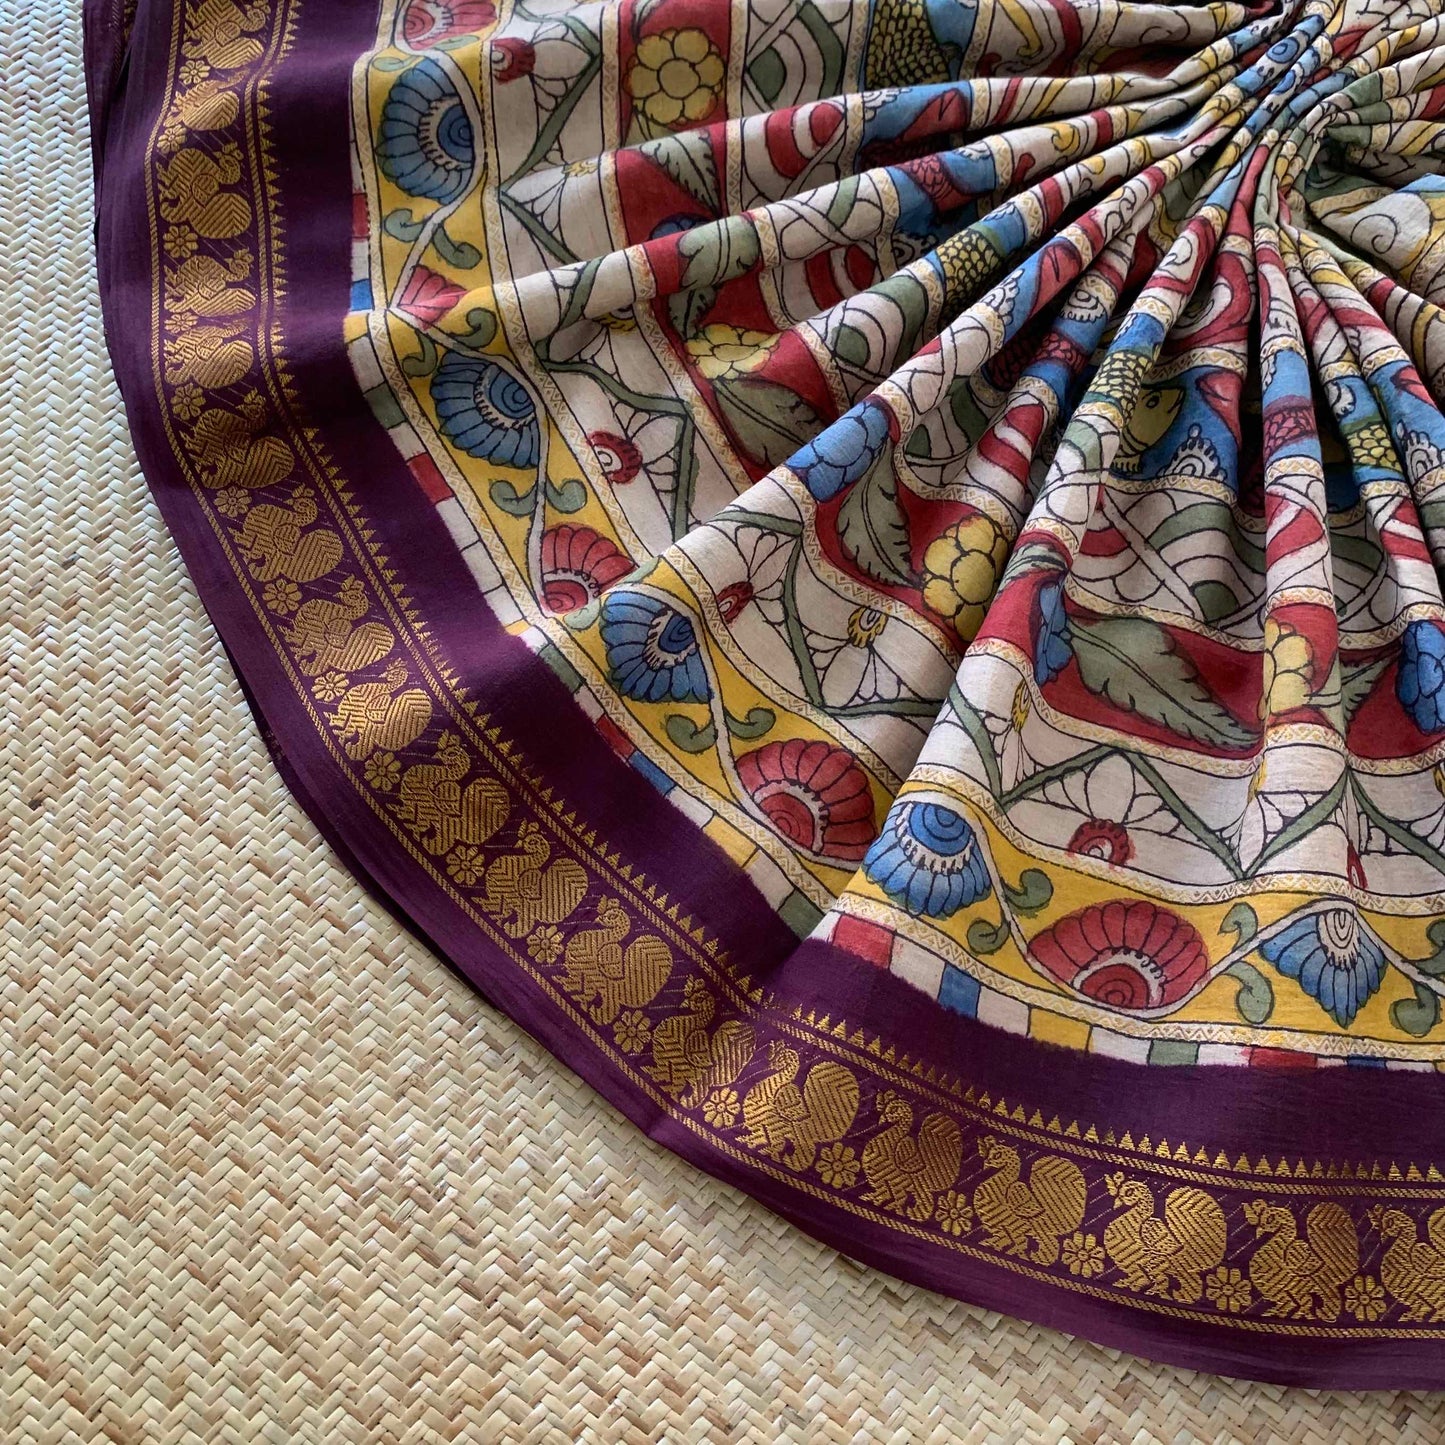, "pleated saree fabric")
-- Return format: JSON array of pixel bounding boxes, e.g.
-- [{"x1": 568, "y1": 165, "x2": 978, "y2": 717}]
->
[{"x1": 87, "y1": 0, "x2": 1445, "y2": 1384}]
